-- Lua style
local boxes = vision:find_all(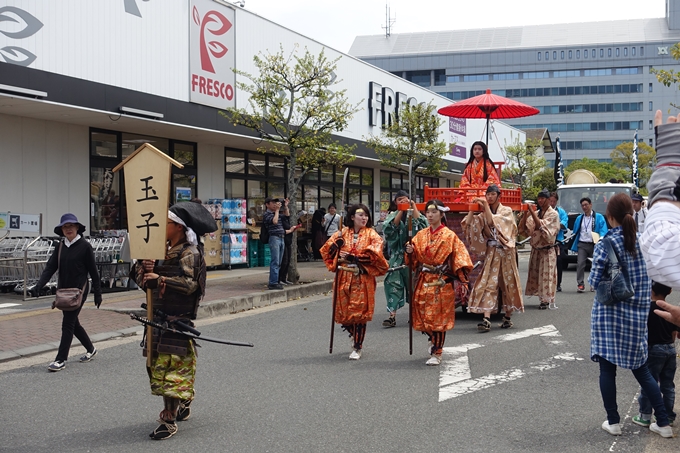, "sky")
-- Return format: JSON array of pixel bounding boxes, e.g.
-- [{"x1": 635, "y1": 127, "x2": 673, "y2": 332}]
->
[{"x1": 242, "y1": 0, "x2": 668, "y2": 53}]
